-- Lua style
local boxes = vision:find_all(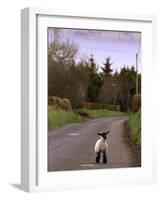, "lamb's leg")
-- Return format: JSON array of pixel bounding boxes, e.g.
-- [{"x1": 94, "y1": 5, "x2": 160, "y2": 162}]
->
[
  {"x1": 96, "y1": 152, "x2": 100, "y2": 163},
  {"x1": 103, "y1": 152, "x2": 107, "y2": 164}
]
